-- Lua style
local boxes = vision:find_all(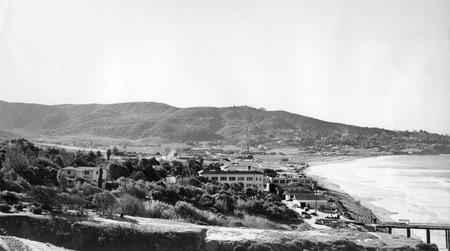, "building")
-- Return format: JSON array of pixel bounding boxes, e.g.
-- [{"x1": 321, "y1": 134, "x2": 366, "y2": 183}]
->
[
  {"x1": 198, "y1": 166, "x2": 265, "y2": 191},
  {"x1": 61, "y1": 166, "x2": 108, "y2": 189},
  {"x1": 288, "y1": 192, "x2": 330, "y2": 209},
  {"x1": 271, "y1": 174, "x2": 316, "y2": 190}
]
